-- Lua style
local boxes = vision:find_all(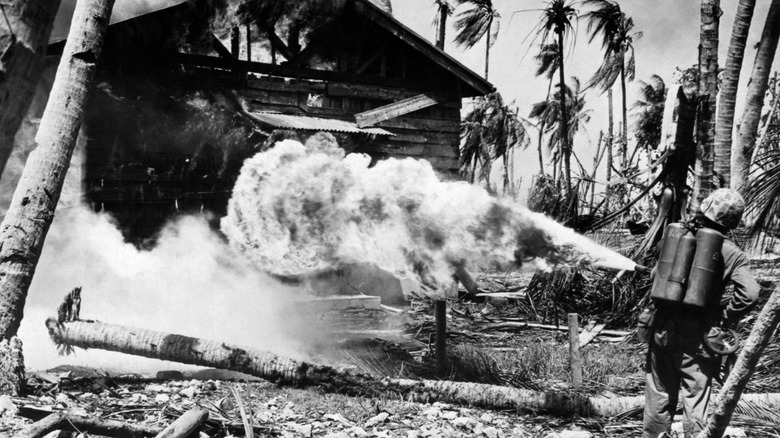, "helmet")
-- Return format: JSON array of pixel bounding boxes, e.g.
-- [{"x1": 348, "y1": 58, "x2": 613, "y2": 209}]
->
[{"x1": 700, "y1": 188, "x2": 745, "y2": 230}]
